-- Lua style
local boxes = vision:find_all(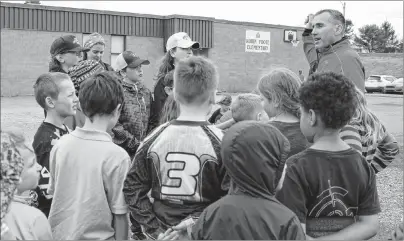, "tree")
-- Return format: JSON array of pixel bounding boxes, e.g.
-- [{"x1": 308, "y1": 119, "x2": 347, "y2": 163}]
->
[
  {"x1": 24, "y1": 1, "x2": 40, "y2": 4},
  {"x1": 354, "y1": 24, "x2": 382, "y2": 53},
  {"x1": 379, "y1": 21, "x2": 399, "y2": 53},
  {"x1": 345, "y1": 19, "x2": 355, "y2": 40},
  {"x1": 398, "y1": 40, "x2": 403, "y2": 53},
  {"x1": 354, "y1": 21, "x2": 401, "y2": 53}
]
